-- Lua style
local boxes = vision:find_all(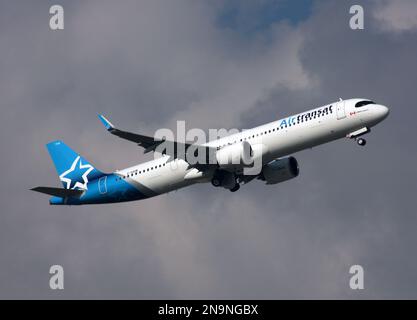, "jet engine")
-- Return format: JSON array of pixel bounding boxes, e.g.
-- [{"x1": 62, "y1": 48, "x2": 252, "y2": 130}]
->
[
  {"x1": 259, "y1": 157, "x2": 299, "y2": 184},
  {"x1": 216, "y1": 141, "x2": 253, "y2": 169}
]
